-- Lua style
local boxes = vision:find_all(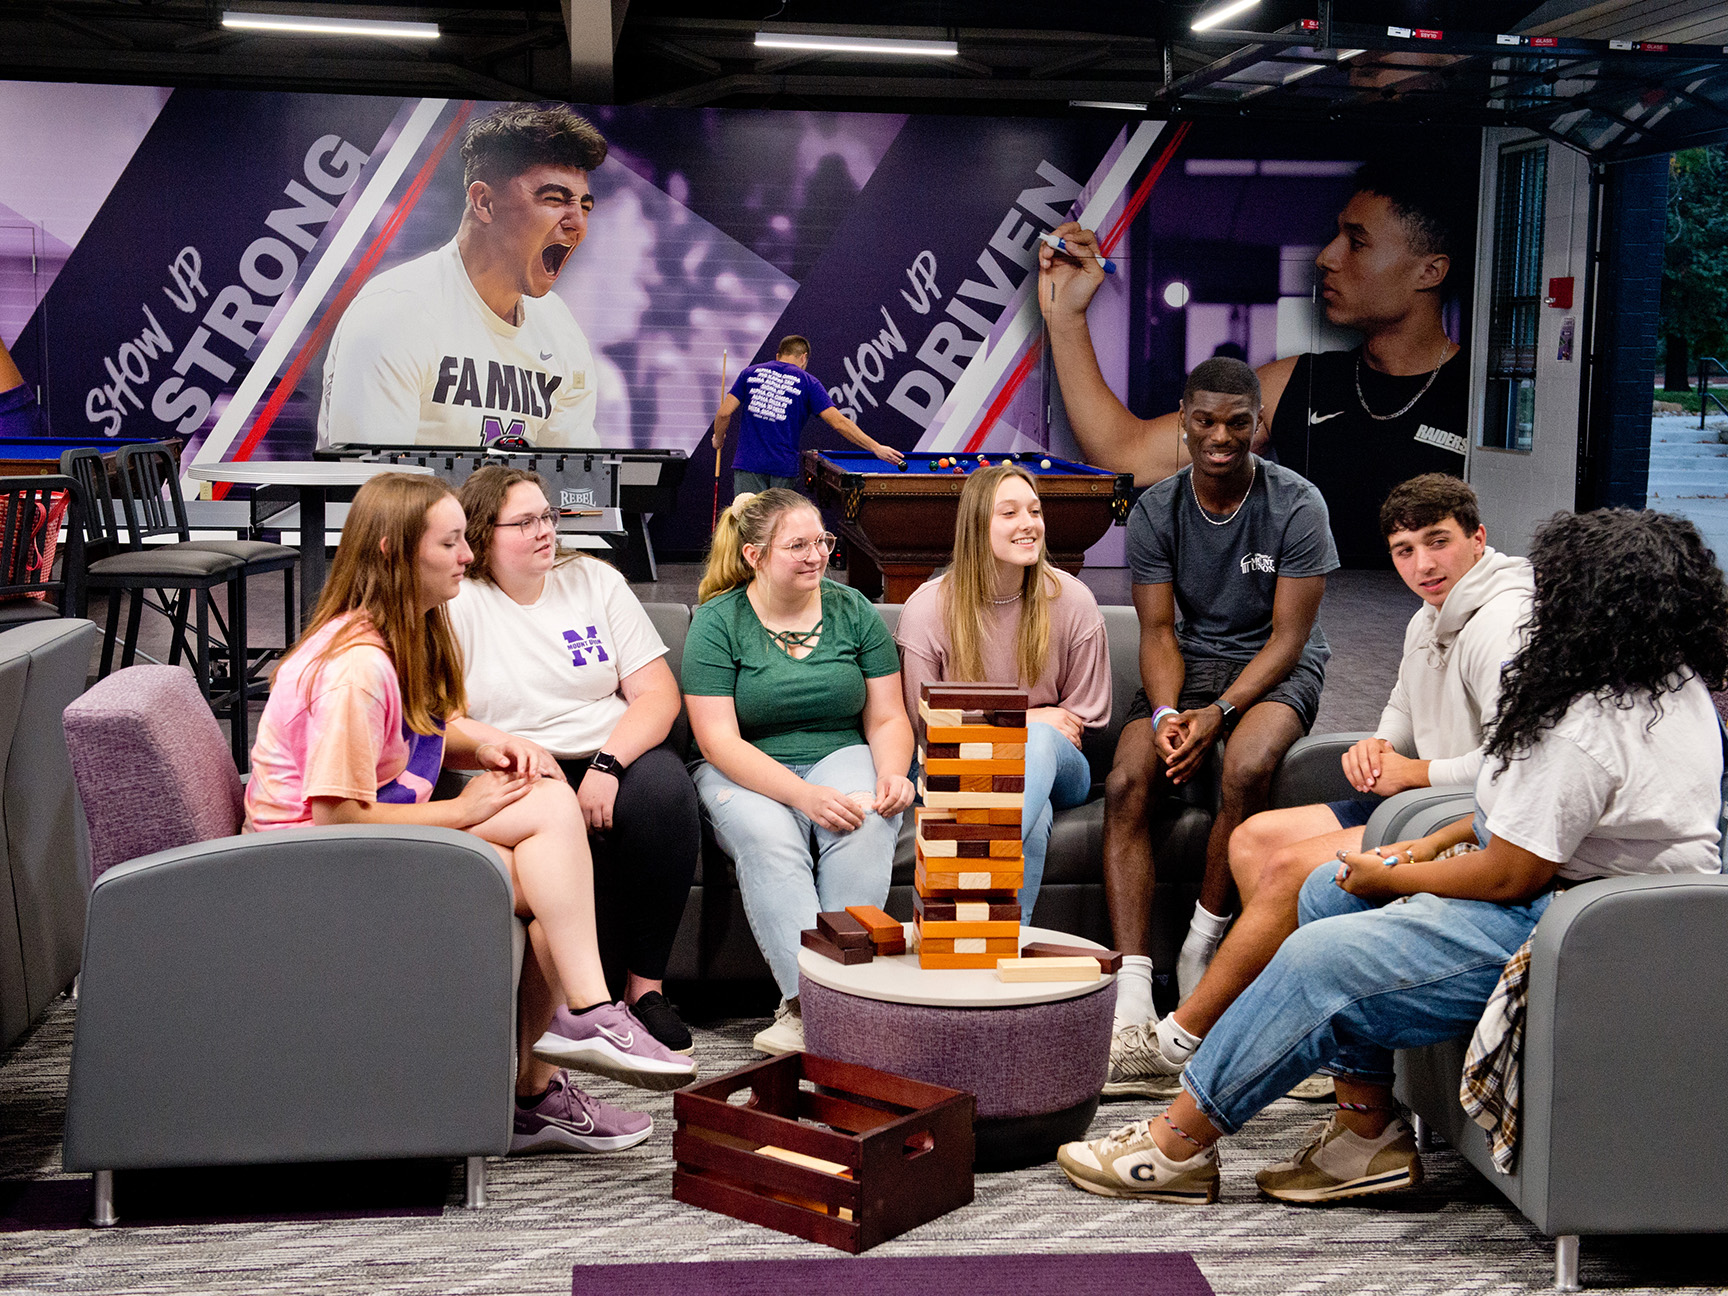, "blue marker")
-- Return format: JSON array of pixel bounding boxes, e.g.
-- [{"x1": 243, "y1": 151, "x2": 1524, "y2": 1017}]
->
[{"x1": 1039, "y1": 231, "x2": 1116, "y2": 275}]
